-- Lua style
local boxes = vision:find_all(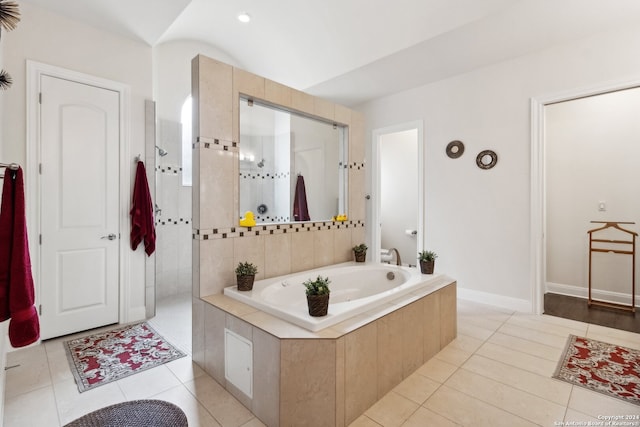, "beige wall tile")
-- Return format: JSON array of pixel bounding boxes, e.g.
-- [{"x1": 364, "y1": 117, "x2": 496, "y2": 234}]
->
[
  {"x1": 234, "y1": 68, "x2": 265, "y2": 99},
  {"x1": 192, "y1": 297, "x2": 206, "y2": 367},
  {"x1": 314, "y1": 97, "x2": 334, "y2": 121},
  {"x1": 291, "y1": 231, "x2": 315, "y2": 272},
  {"x1": 314, "y1": 228, "x2": 335, "y2": 267},
  {"x1": 334, "y1": 104, "x2": 351, "y2": 126},
  {"x1": 345, "y1": 322, "x2": 378, "y2": 425},
  {"x1": 333, "y1": 228, "x2": 353, "y2": 263},
  {"x1": 226, "y1": 312, "x2": 253, "y2": 341},
  {"x1": 350, "y1": 112, "x2": 365, "y2": 163},
  {"x1": 377, "y1": 310, "x2": 403, "y2": 398},
  {"x1": 423, "y1": 293, "x2": 441, "y2": 360},
  {"x1": 192, "y1": 238, "x2": 200, "y2": 295},
  {"x1": 199, "y1": 238, "x2": 234, "y2": 296},
  {"x1": 198, "y1": 148, "x2": 237, "y2": 230},
  {"x1": 351, "y1": 226, "x2": 366, "y2": 250},
  {"x1": 265, "y1": 233, "x2": 291, "y2": 278},
  {"x1": 234, "y1": 235, "x2": 266, "y2": 280},
  {"x1": 252, "y1": 328, "x2": 280, "y2": 427},
  {"x1": 291, "y1": 89, "x2": 314, "y2": 115},
  {"x1": 440, "y1": 283, "x2": 457, "y2": 347},
  {"x1": 203, "y1": 303, "x2": 226, "y2": 384},
  {"x1": 349, "y1": 169, "x2": 365, "y2": 221},
  {"x1": 280, "y1": 339, "x2": 336, "y2": 426},
  {"x1": 402, "y1": 301, "x2": 425, "y2": 377},
  {"x1": 265, "y1": 79, "x2": 292, "y2": 108},
  {"x1": 335, "y1": 337, "x2": 346, "y2": 427},
  {"x1": 193, "y1": 55, "x2": 233, "y2": 142}
]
